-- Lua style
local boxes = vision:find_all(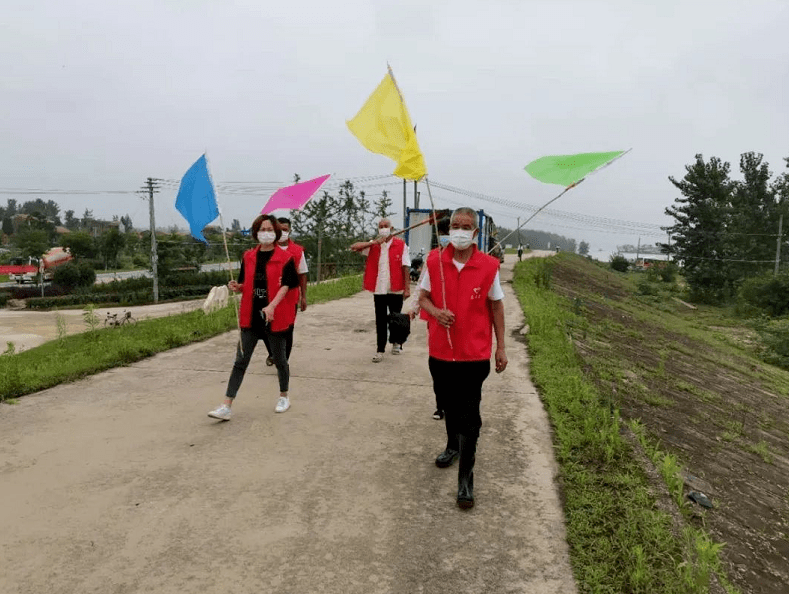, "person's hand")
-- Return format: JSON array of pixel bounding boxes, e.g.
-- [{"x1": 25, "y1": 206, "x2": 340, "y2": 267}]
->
[
  {"x1": 403, "y1": 287, "x2": 411, "y2": 299},
  {"x1": 261, "y1": 304, "x2": 276, "y2": 323},
  {"x1": 300, "y1": 295, "x2": 307, "y2": 312},
  {"x1": 373, "y1": 235, "x2": 386, "y2": 245},
  {"x1": 228, "y1": 280, "x2": 241, "y2": 292},
  {"x1": 408, "y1": 310, "x2": 416, "y2": 321},
  {"x1": 436, "y1": 309, "x2": 455, "y2": 327},
  {"x1": 495, "y1": 346, "x2": 508, "y2": 373}
]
